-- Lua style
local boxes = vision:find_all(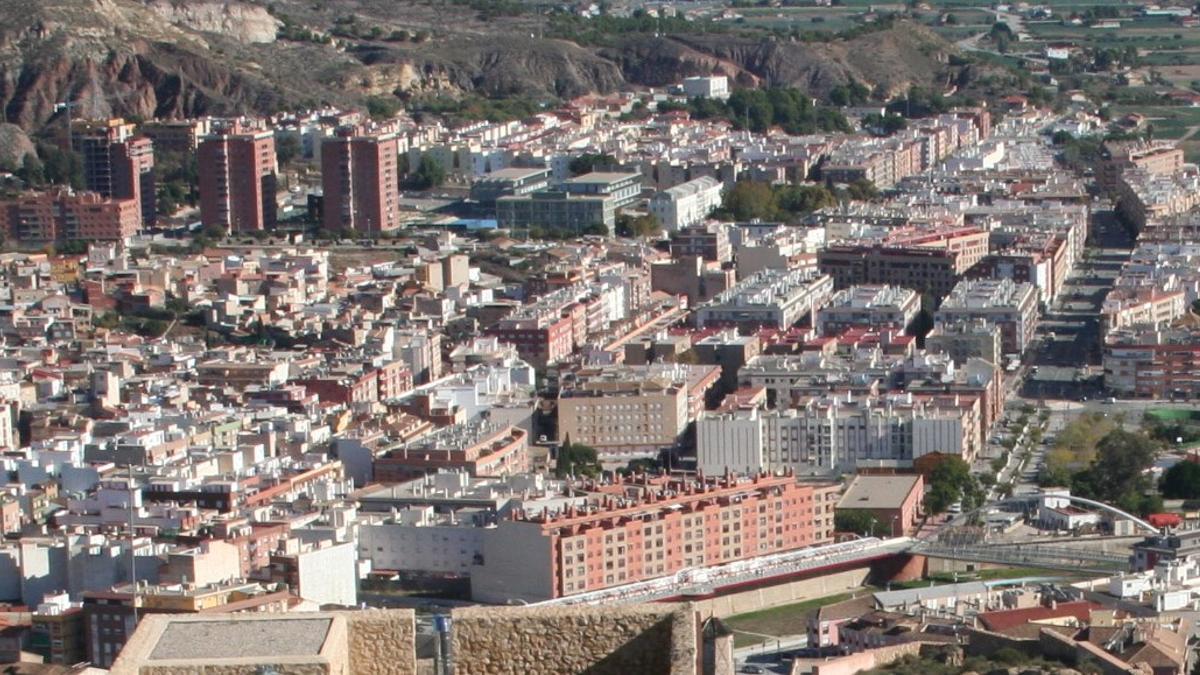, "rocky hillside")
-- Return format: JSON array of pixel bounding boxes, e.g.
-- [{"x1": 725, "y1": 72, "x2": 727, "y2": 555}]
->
[{"x1": 0, "y1": 0, "x2": 960, "y2": 134}]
